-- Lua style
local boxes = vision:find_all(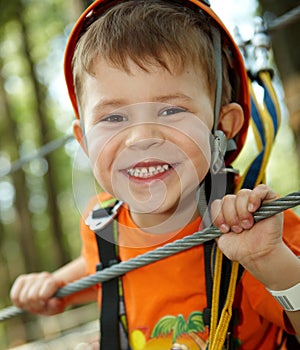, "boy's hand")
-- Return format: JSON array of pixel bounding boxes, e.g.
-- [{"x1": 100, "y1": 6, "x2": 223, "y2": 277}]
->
[
  {"x1": 210, "y1": 184, "x2": 284, "y2": 271},
  {"x1": 10, "y1": 272, "x2": 65, "y2": 315}
]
